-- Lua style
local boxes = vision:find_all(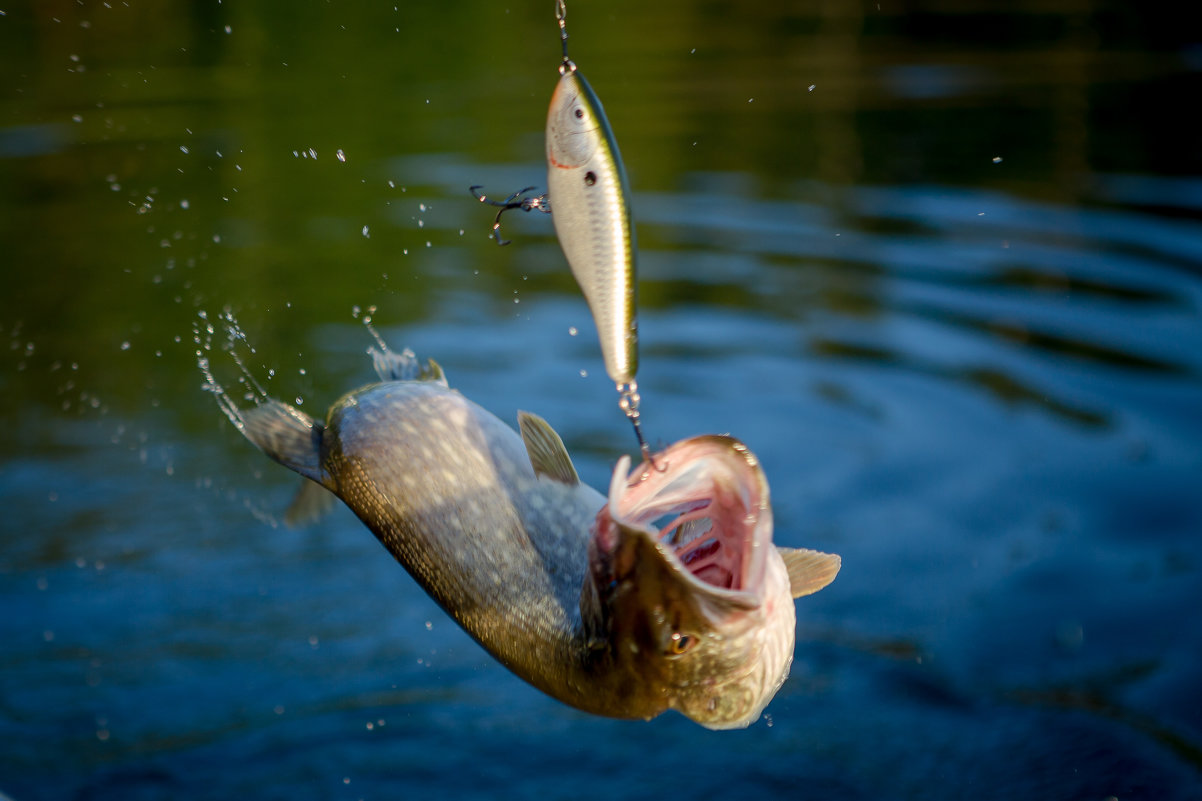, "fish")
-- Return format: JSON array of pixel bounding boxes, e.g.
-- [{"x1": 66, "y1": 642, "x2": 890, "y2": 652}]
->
[
  {"x1": 545, "y1": 59, "x2": 638, "y2": 388},
  {"x1": 207, "y1": 342, "x2": 840, "y2": 729}
]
